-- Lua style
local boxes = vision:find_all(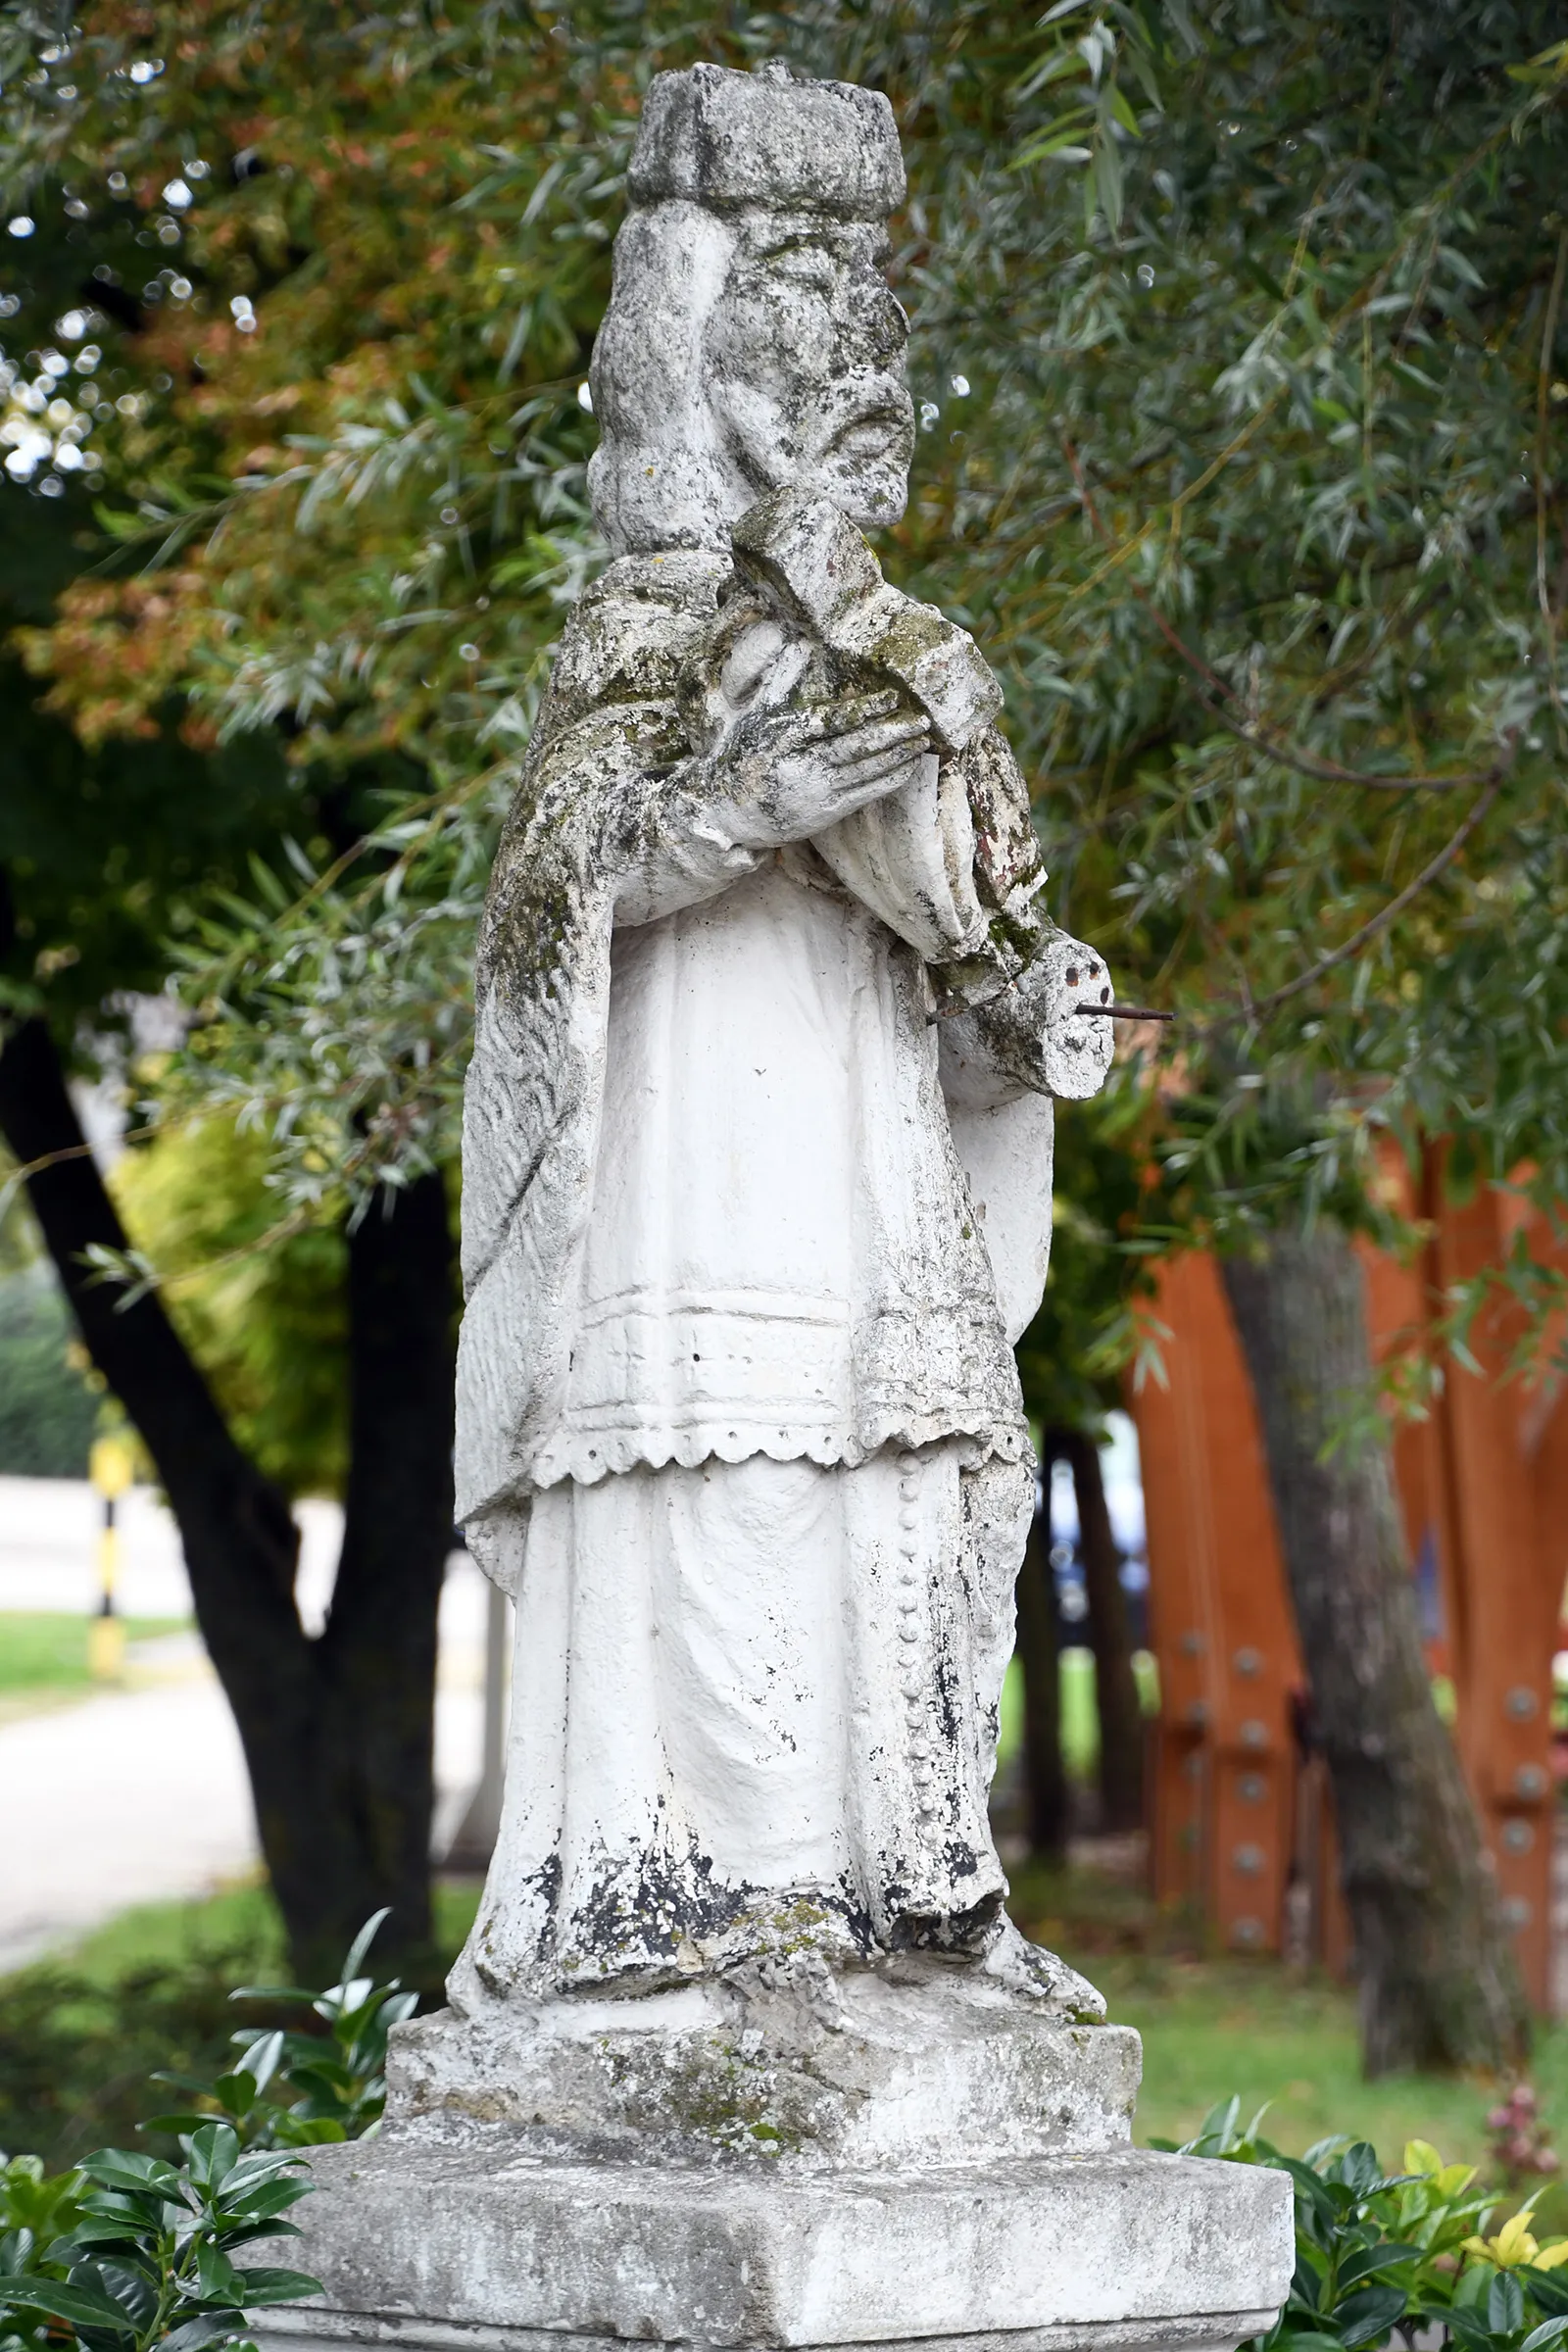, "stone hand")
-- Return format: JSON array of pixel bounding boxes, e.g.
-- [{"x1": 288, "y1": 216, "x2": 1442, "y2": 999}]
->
[
  {"x1": 944, "y1": 933, "x2": 1116, "y2": 1105},
  {"x1": 1029, "y1": 936, "x2": 1117, "y2": 1100},
  {"x1": 706, "y1": 688, "x2": 932, "y2": 851},
  {"x1": 1013, "y1": 934, "x2": 1116, "y2": 1102}
]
